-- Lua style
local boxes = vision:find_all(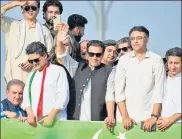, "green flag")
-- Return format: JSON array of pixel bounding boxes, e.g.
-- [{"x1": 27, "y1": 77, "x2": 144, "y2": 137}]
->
[{"x1": 1, "y1": 119, "x2": 181, "y2": 139}]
